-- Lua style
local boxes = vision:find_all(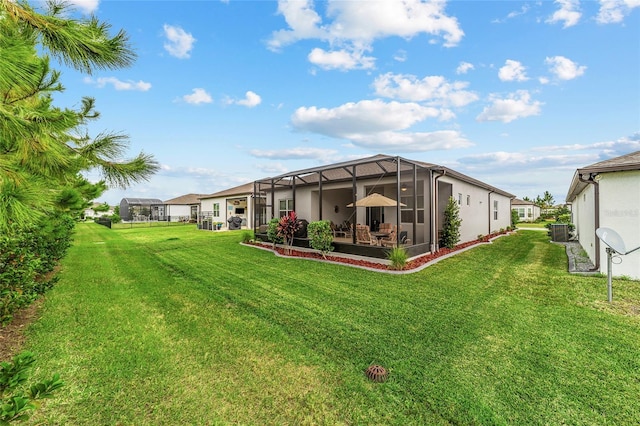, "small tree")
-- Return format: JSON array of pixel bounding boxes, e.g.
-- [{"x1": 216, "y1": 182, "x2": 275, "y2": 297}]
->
[
  {"x1": 511, "y1": 209, "x2": 519, "y2": 228},
  {"x1": 277, "y1": 211, "x2": 300, "y2": 254},
  {"x1": 440, "y1": 196, "x2": 462, "y2": 249},
  {"x1": 307, "y1": 220, "x2": 334, "y2": 259}
]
